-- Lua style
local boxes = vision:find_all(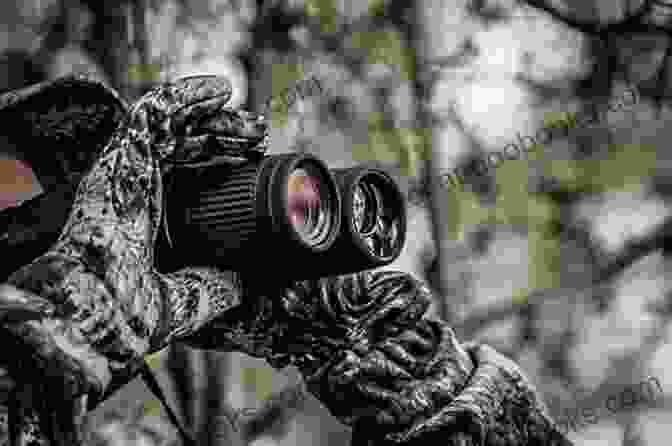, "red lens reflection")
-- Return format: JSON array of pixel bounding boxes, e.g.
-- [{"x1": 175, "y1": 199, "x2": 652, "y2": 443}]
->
[
  {"x1": 0, "y1": 158, "x2": 38, "y2": 210},
  {"x1": 287, "y1": 170, "x2": 321, "y2": 231}
]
